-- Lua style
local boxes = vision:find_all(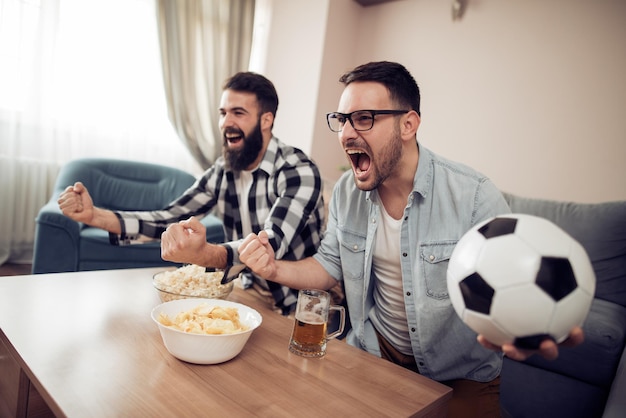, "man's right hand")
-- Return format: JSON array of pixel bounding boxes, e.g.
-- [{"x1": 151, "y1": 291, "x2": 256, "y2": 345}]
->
[
  {"x1": 58, "y1": 181, "x2": 95, "y2": 224},
  {"x1": 239, "y1": 230, "x2": 277, "y2": 281}
]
